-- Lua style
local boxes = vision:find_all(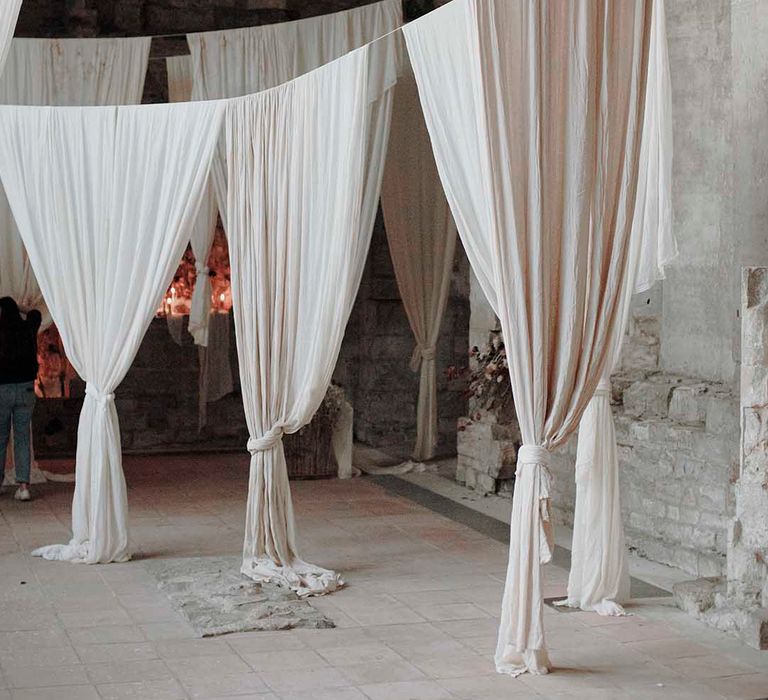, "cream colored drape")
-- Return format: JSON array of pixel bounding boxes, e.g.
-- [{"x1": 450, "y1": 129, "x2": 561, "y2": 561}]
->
[
  {"x1": 0, "y1": 100, "x2": 225, "y2": 564},
  {"x1": 566, "y1": 0, "x2": 675, "y2": 617},
  {"x1": 226, "y1": 41, "x2": 397, "y2": 596},
  {"x1": 188, "y1": 0, "x2": 401, "y2": 232},
  {"x1": 405, "y1": 0, "x2": 654, "y2": 675},
  {"x1": 381, "y1": 61, "x2": 457, "y2": 462},
  {"x1": 0, "y1": 0, "x2": 21, "y2": 73}
]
